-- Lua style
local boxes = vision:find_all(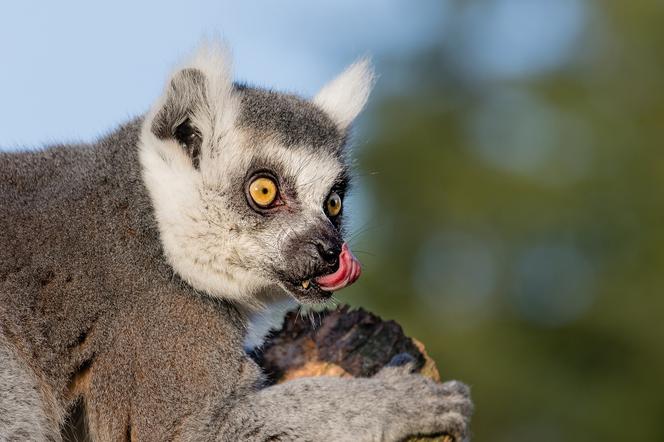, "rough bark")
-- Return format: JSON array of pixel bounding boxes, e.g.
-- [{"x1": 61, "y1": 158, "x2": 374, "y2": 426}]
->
[{"x1": 252, "y1": 305, "x2": 450, "y2": 442}]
